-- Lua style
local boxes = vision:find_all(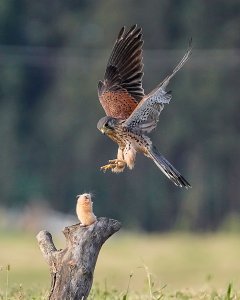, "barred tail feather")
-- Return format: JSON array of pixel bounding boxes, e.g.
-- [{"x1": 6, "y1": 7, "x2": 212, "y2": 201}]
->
[{"x1": 148, "y1": 146, "x2": 191, "y2": 189}]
